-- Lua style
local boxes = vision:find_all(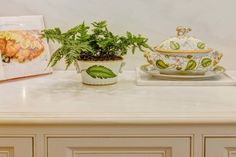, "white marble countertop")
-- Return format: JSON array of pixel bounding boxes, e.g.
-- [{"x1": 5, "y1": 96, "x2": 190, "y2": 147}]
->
[{"x1": 0, "y1": 71, "x2": 236, "y2": 125}]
